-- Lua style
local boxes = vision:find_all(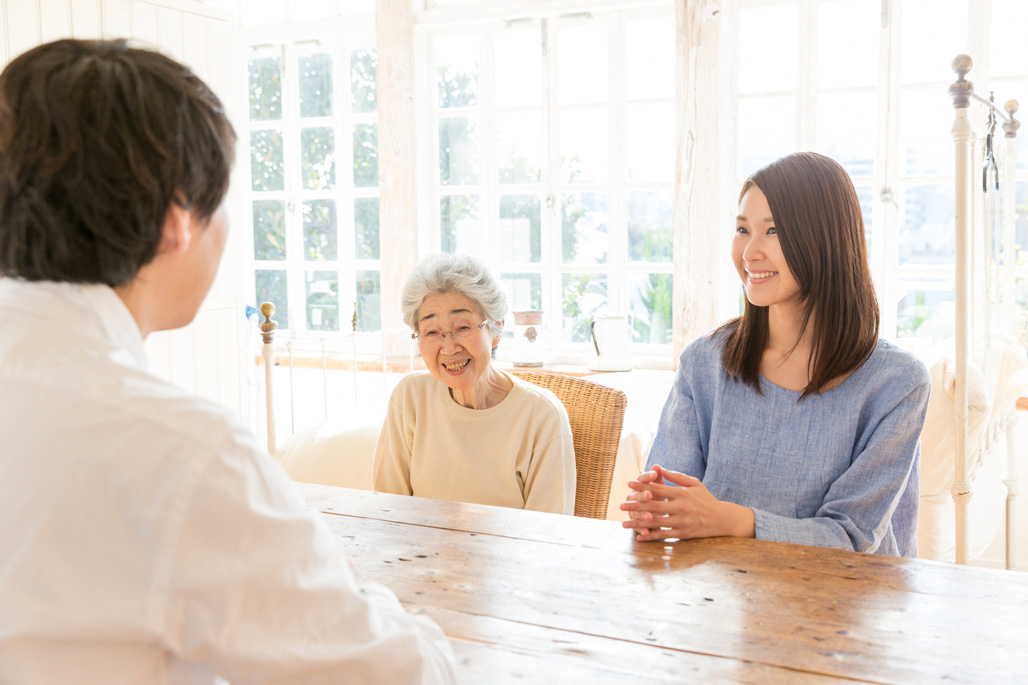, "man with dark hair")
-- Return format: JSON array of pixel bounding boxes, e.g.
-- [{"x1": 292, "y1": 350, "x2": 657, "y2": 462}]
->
[{"x1": 0, "y1": 39, "x2": 455, "y2": 683}]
